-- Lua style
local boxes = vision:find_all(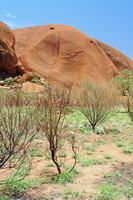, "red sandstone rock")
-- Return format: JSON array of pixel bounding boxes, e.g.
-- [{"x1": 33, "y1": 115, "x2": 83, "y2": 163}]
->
[
  {"x1": 0, "y1": 21, "x2": 17, "y2": 74},
  {"x1": 14, "y1": 72, "x2": 34, "y2": 83},
  {"x1": 22, "y1": 82, "x2": 44, "y2": 93},
  {"x1": 95, "y1": 40, "x2": 133, "y2": 71},
  {"x1": 12, "y1": 24, "x2": 133, "y2": 84},
  {"x1": 15, "y1": 61, "x2": 25, "y2": 75}
]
